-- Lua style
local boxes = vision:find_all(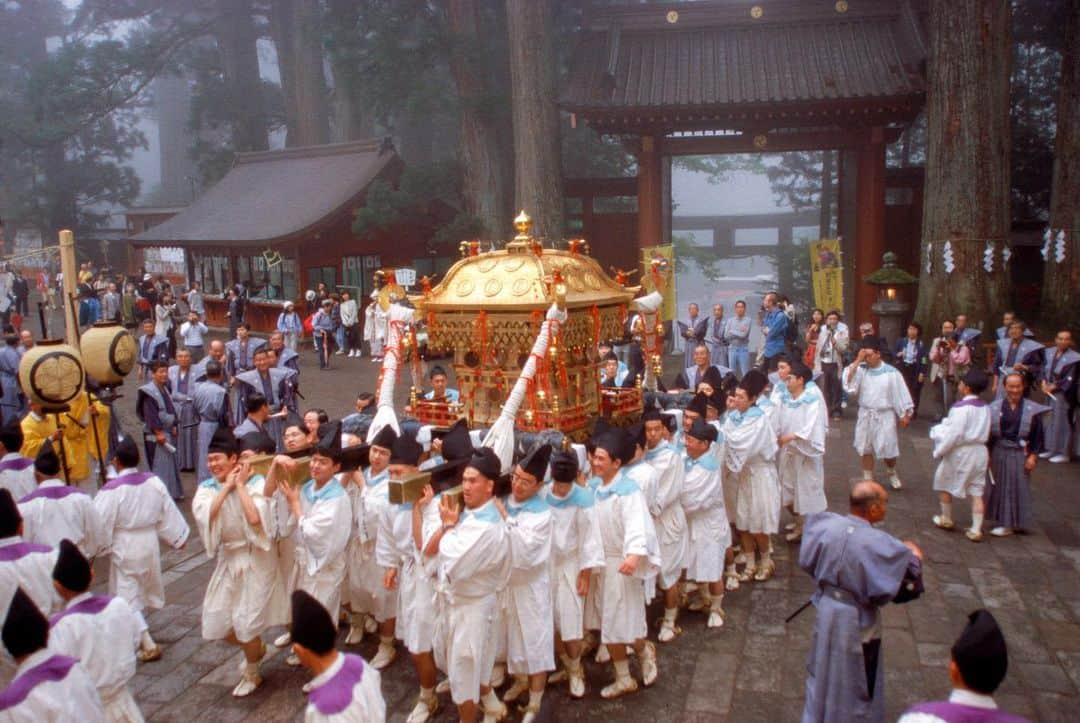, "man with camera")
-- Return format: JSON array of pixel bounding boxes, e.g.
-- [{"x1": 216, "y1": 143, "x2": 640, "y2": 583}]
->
[{"x1": 812, "y1": 310, "x2": 849, "y2": 420}]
